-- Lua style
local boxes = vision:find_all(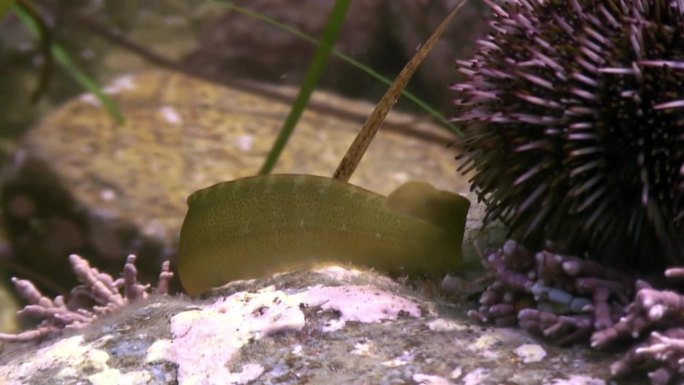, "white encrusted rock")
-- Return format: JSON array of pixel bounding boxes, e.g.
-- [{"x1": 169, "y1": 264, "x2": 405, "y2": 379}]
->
[{"x1": 0, "y1": 266, "x2": 620, "y2": 385}]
